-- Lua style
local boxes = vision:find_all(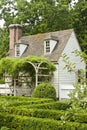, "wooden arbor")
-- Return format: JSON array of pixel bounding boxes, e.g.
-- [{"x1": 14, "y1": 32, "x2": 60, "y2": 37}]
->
[
  {"x1": 0, "y1": 56, "x2": 55, "y2": 96},
  {"x1": 27, "y1": 61, "x2": 51, "y2": 87},
  {"x1": 5, "y1": 61, "x2": 51, "y2": 96}
]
